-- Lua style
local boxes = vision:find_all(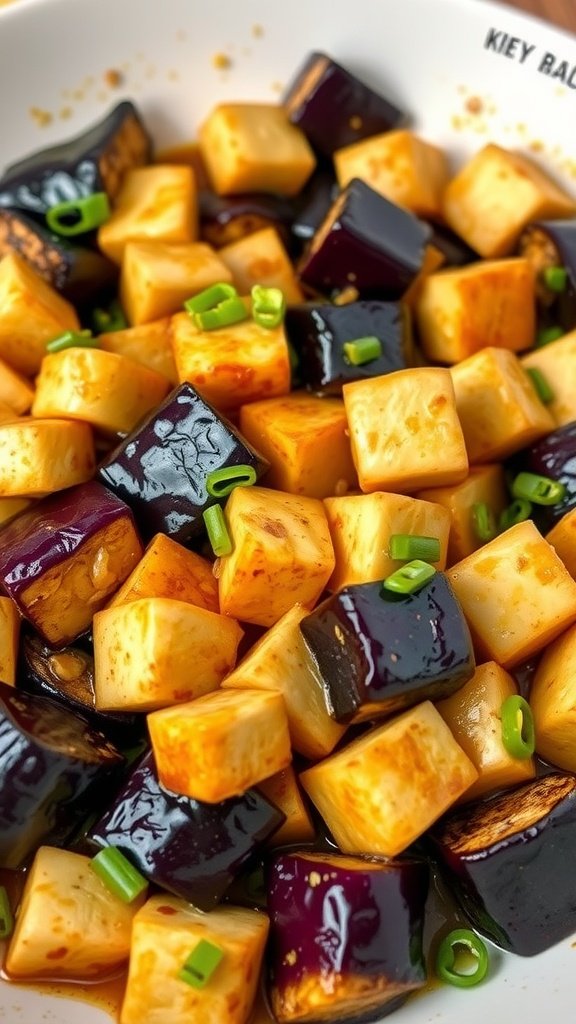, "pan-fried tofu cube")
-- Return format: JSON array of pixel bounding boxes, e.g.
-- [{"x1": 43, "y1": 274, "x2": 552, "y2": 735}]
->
[
  {"x1": 239, "y1": 392, "x2": 357, "y2": 499},
  {"x1": 343, "y1": 368, "x2": 468, "y2": 492},
  {"x1": 148, "y1": 689, "x2": 291, "y2": 802},
  {"x1": 120, "y1": 896, "x2": 268, "y2": 1024},
  {"x1": 418, "y1": 463, "x2": 508, "y2": 565},
  {"x1": 334, "y1": 129, "x2": 448, "y2": 220},
  {"x1": 0, "y1": 252, "x2": 79, "y2": 376},
  {"x1": 218, "y1": 227, "x2": 303, "y2": 304},
  {"x1": 443, "y1": 143, "x2": 576, "y2": 257},
  {"x1": 98, "y1": 164, "x2": 197, "y2": 264},
  {"x1": 451, "y1": 347, "x2": 554, "y2": 463},
  {"x1": 0, "y1": 497, "x2": 31, "y2": 527},
  {"x1": 415, "y1": 258, "x2": 535, "y2": 364},
  {"x1": 6, "y1": 846, "x2": 143, "y2": 979},
  {"x1": 300, "y1": 701, "x2": 477, "y2": 857},
  {"x1": 94, "y1": 597, "x2": 242, "y2": 711},
  {"x1": 522, "y1": 329, "x2": 576, "y2": 428},
  {"x1": 171, "y1": 310, "x2": 290, "y2": 414},
  {"x1": 448, "y1": 520, "x2": 576, "y2": 667},
  {"x1": 222, "y1": 603, "x2": 346, "y2": 759},
  {"x1": 99, "y1": 317, "x2": 178, "y2": 384},
  {"x1": 257, "y1": 766, "x2": 315, "y2": 846},
  {"x1": 531, "y1": 622, "x2": 576, "y2": 772},
  {"x1": 121, "y1": 241, "x2": 233, "y2": 326},
  {"x1": 323, "y1": 491, "x2": 450, "y2": 591},
  {"x1": 199, "y1": 103, "x2": 316, "y2": 197},
  {"x1": 0, "y1": 418, "x2": 95, "y2": 496},
  {"x1": 0, "y1": 357, "x2": 34, "y2": 414},
  {"x1": 108, "y1": 533, "x2": 219, "y2": 612},
  {"x1": 437, "y1": 662, "x2": 536, "y2": 802},
  {"x1": 218, "y1": 486, "x2": 335, "y2": 627},
  {"x1": 546, "y1": 510, "x2": 576, "y2": 580},
  {"x1": 0, "y1": 596, "x2": 19, "y2": 685}
]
